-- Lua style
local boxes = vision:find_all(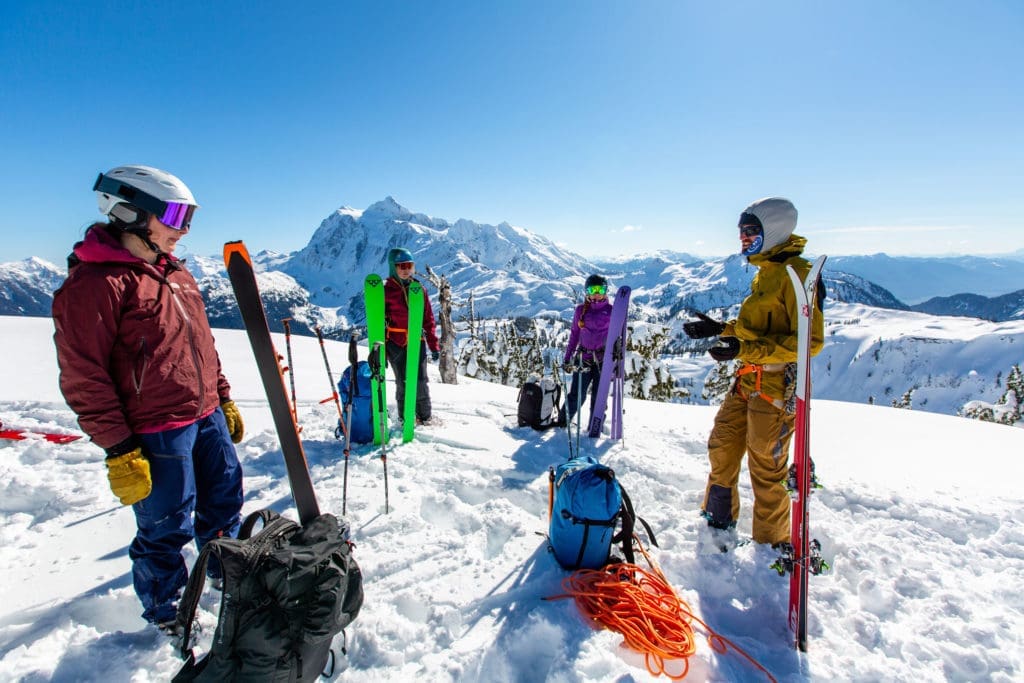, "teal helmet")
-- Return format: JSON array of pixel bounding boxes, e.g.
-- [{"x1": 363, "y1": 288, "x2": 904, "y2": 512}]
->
[{"x1": 387, "y1": 247, "x2": 414, "y2": 278}]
